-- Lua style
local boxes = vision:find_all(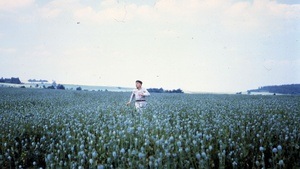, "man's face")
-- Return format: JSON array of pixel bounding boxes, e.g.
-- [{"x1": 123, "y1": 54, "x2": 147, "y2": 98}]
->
[{"x1": 136, "y1": 82, "x2": 142, "y2": 88}]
